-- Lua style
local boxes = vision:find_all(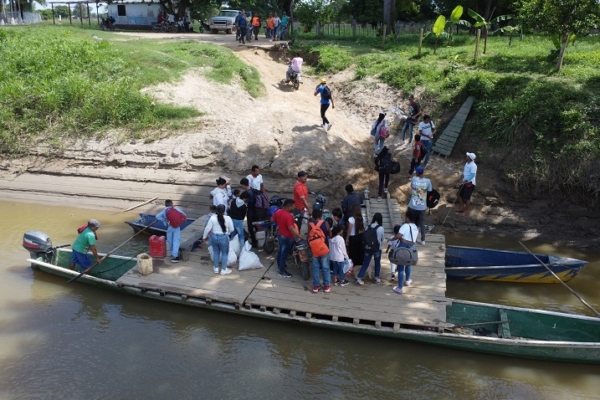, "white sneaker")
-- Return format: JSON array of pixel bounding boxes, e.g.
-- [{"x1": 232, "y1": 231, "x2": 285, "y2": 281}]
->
[
  {"x1": 220, "y1": 268, "x2": 232, "y2": 275},
  {"x1": 384, "y1": 188, "x2": 388, "y2": 193},
  {"x1": 327, "y1": 123, "x2": 332, "y2": 130},
  {"x1": 405, "y1": 279, "x2": 413, "y2": 287},
  {"x1": 418, "y1": 240, "x2": 425, "y2": 245},
  {"x1": 392, "y1": 286, "x2": 403, "y2": 294},
  {"x1": 213, "y1": 267, "x2": 219, "y2": 274},
  {"x1": 377, "y1": 197, "x2": 382, "y2": 202},
  {"x1": 356, "y1": 278, "x2": 365, "y2": 285},
  {"x1": 374, "y1": 277, "x2": 381, "y2": 283}
]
